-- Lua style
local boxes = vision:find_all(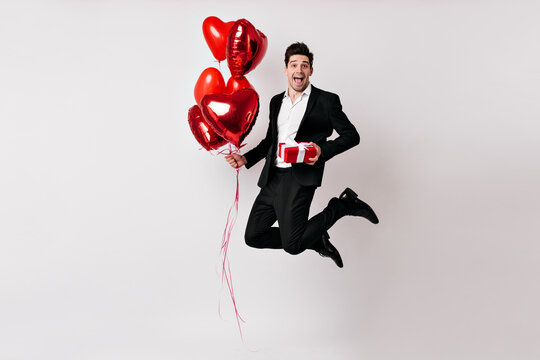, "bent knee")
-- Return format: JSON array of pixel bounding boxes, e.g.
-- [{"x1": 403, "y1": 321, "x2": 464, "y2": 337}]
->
[
  {"x1": 244, "y1": 232, "x2": 259, "y2": 248},
  {"x1": 283, "y1": 245, "x2": 303, "y2": 255}
]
